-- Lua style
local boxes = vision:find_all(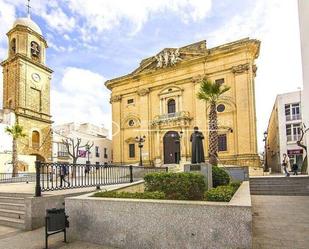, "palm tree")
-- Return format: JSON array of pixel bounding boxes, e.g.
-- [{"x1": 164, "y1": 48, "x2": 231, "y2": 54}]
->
[
  {"x1": 5, "y1": 123, "x2": 26, "y2": 177},
  {"x1": 197, "y1": 78, "x2": 231, "y2": 165}
]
